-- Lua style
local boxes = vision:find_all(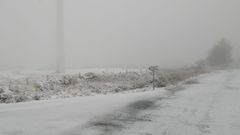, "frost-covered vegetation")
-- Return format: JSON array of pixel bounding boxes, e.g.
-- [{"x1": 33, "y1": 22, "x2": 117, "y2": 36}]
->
[{"x1": 0, "y1": 67, "x2": 206, "y2": 103}]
